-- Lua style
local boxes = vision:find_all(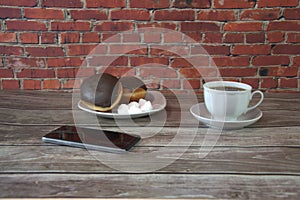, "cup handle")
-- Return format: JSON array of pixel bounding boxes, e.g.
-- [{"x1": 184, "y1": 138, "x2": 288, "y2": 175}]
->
[{"x1": 246, "y1": 90, "x2": 264, "y2": 112}]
